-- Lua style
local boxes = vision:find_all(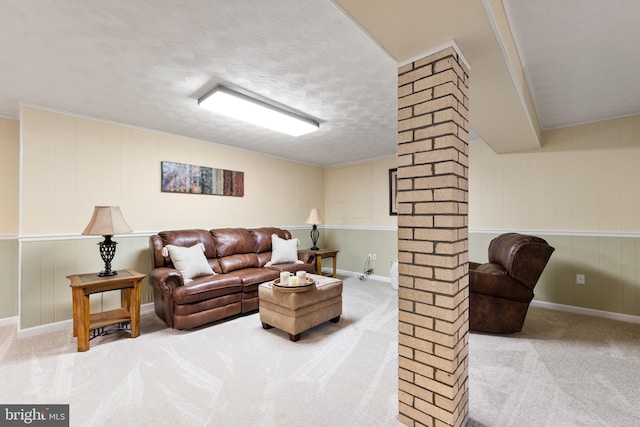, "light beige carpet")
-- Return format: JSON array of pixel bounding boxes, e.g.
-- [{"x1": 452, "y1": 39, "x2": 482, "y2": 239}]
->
[
  {"x1": 1, "y1": 277, "x2": 639, "y2": 427},
  {"x1": 468, "y1": 305, "x2": 640, "y2": 427},
  {"x1": 0, "y1": 277, "x2": 401, "y2": 427}
]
